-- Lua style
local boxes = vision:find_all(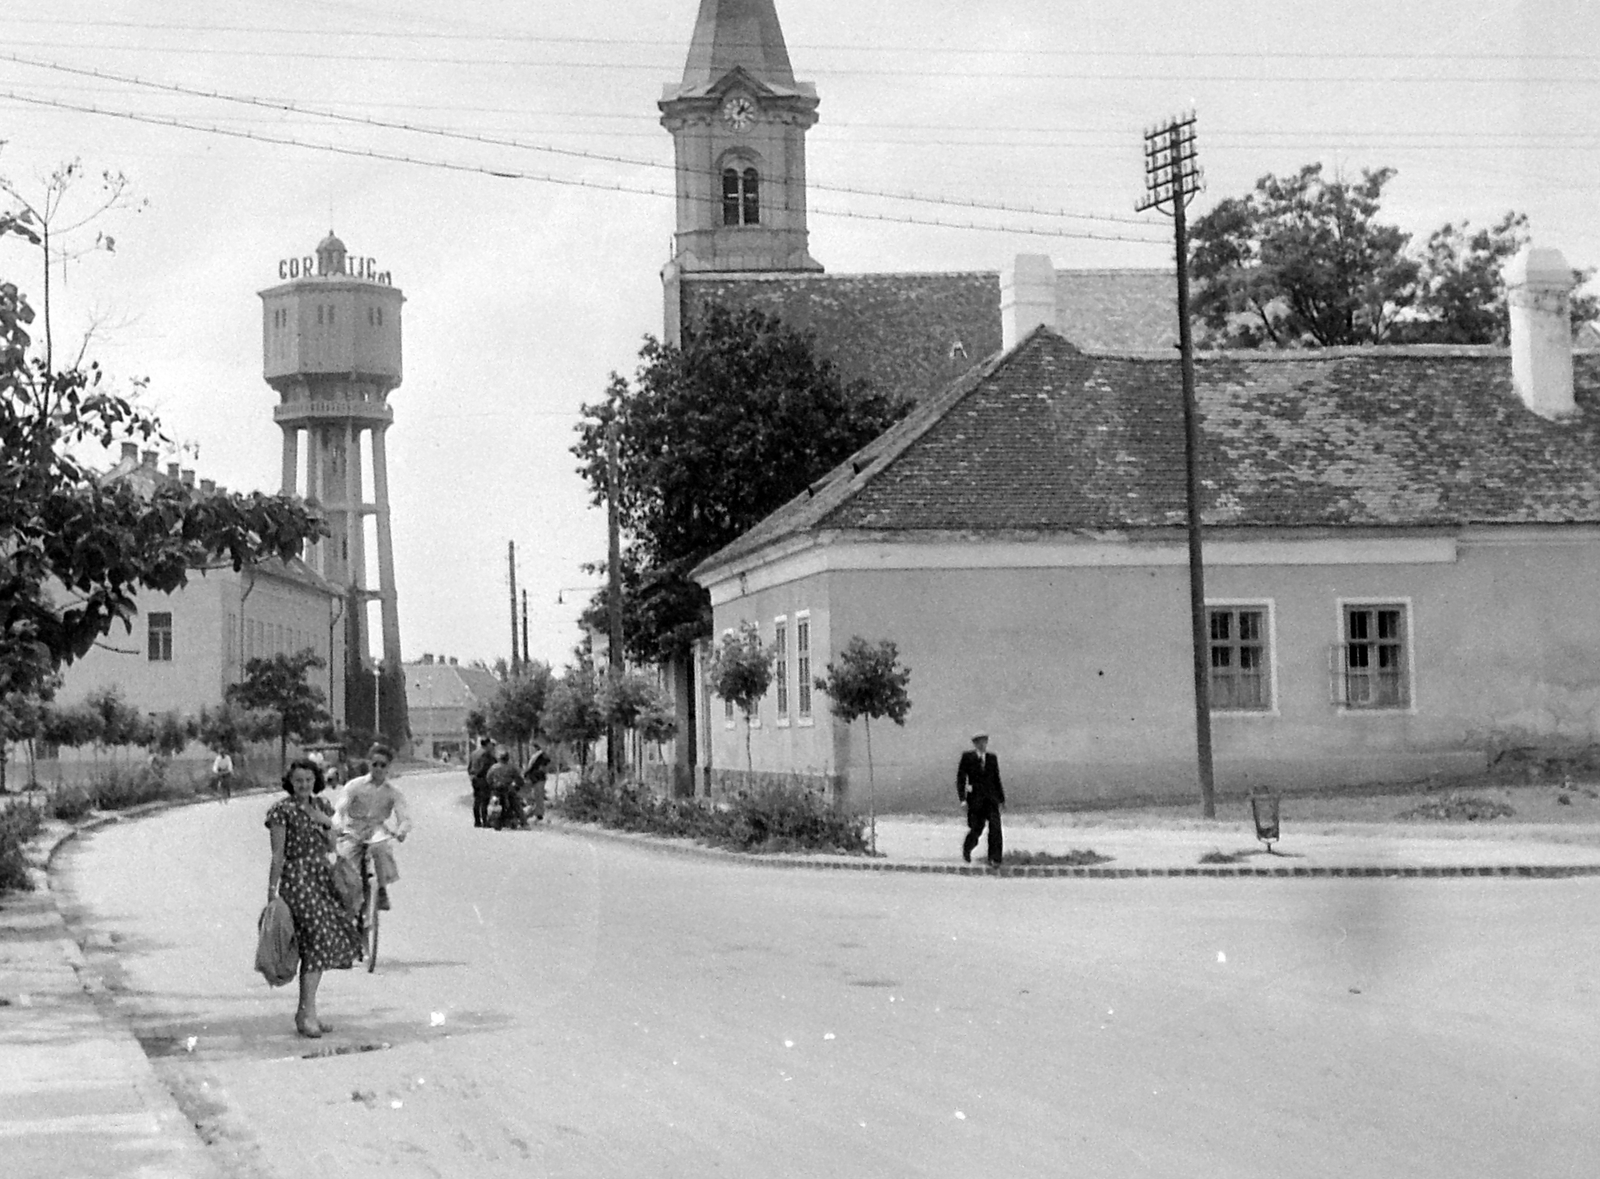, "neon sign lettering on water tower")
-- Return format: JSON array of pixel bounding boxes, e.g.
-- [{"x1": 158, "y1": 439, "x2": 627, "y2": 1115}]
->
[{"x1": 277, "y1": 253, "x2": 392, "y2": 284}]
